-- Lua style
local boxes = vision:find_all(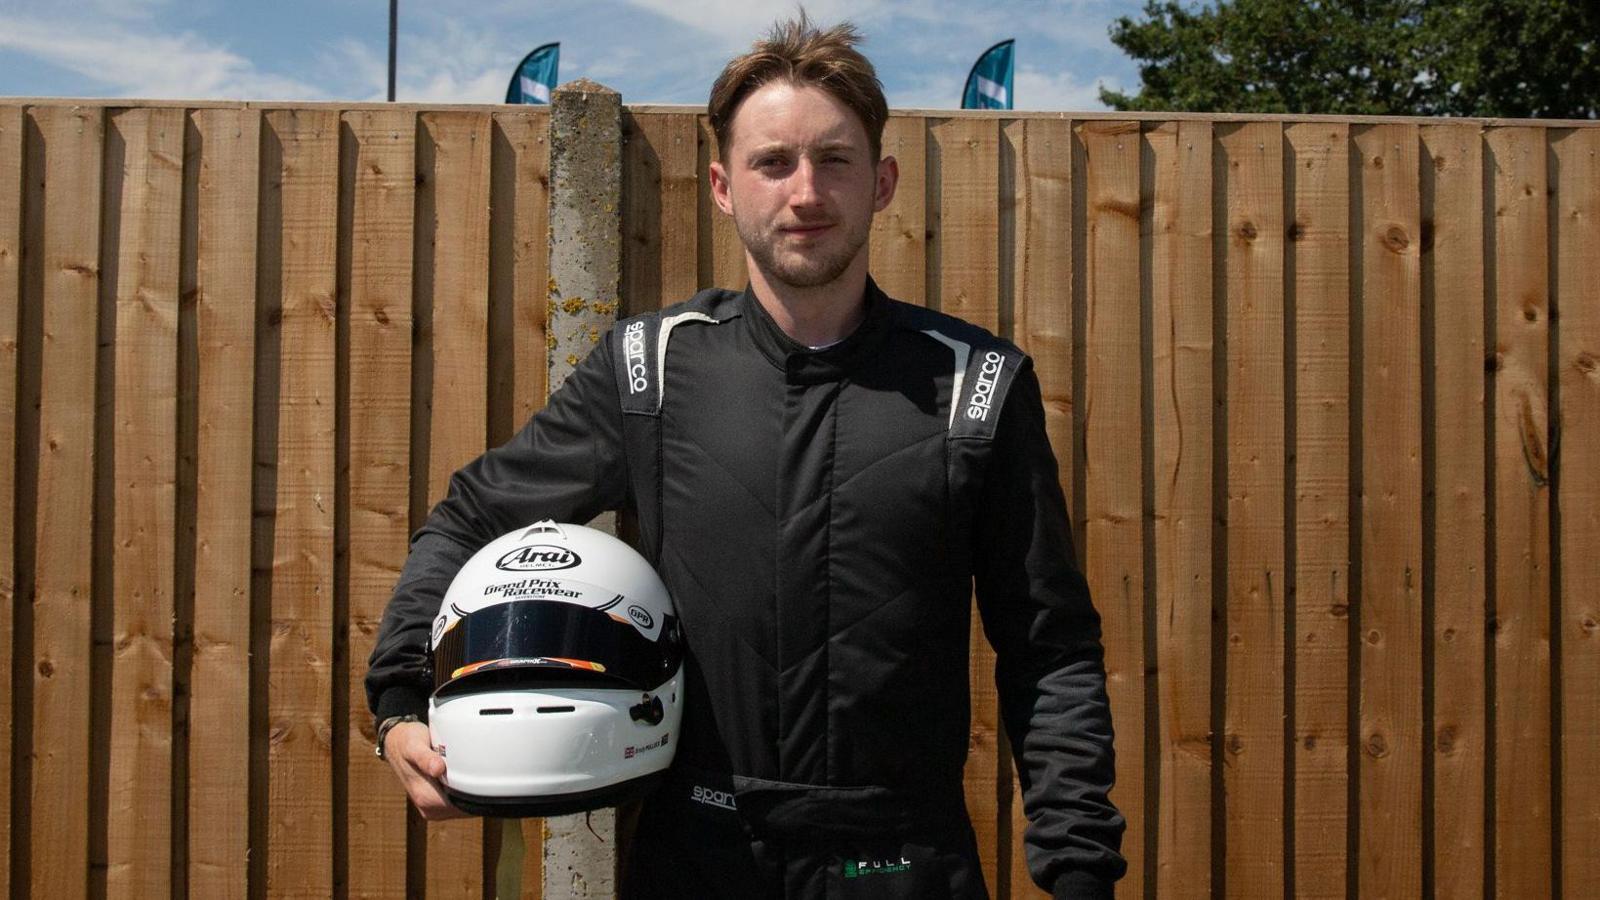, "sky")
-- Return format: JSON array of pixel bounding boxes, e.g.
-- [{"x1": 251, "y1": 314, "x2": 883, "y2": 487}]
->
[{"x1": 0, "y1": 0, "x2": 1146, "y2": 111}]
